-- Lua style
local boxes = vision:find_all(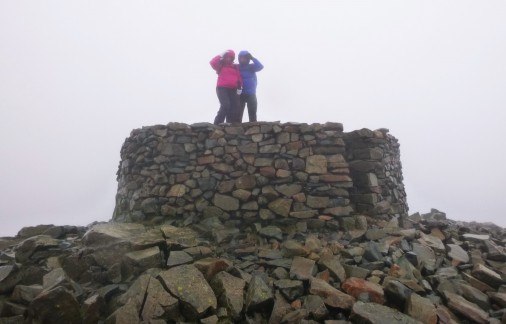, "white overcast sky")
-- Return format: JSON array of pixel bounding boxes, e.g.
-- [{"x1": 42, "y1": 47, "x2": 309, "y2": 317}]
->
[{"x1": 1, "y1": 1, "x2": 505, "y2": 236}]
